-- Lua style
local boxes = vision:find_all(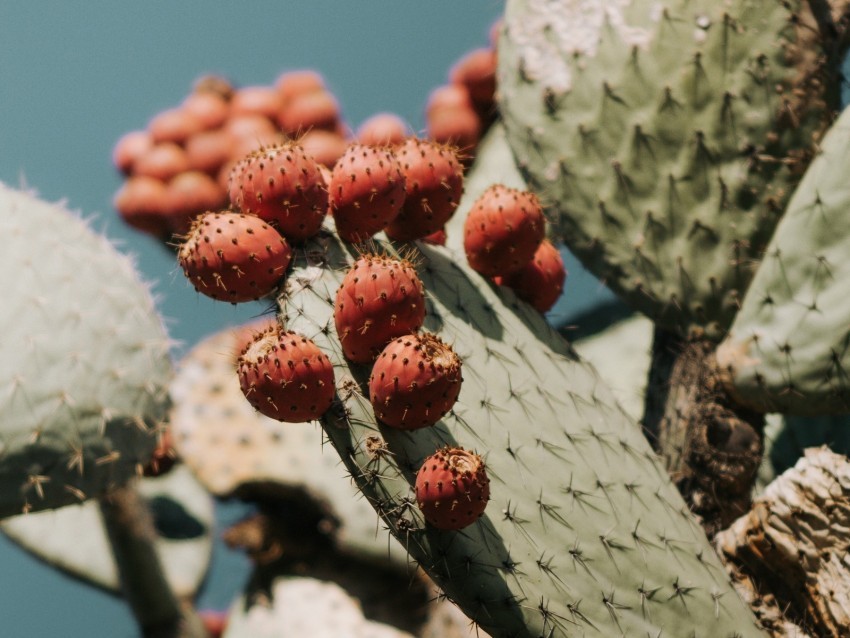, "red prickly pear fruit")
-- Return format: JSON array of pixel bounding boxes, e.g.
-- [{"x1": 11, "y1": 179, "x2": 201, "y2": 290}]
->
[
  {"x1": 237, "y1": 325, "x2": 335, "y2": 423},
  {"x1": 192, "y1": 74, "x2": 235, "y2": 101},
  {"x1": 112, "y1": 130, "x2": 154, "y2": 175},
  {"x1": 449, "y1": 47, "x2": 498, "y2": 109},
  {"x1": 495, "y1": 239, "x2": 566, "y2": 313},
  {"x1": 181, "y1": 91, "x2": 230, "y2": 130},
  {"x1": 278, "y1": 90, "x2": 341, "y2": 137},
  {"x1": 231, "y1": 317, "x2": 279, "y2": 364},
  {"x1": 422, "y1": 227, "x2": 447, "y2": 246},
  {"x1": 228, "y1": 141, "x2": 328, "y2": 243},
  {"x1": 427, "y1": 105, "x2": 481, "y2": 154},
  {"x1": 369, "y1": 333, "x2": 462, "y2": 429},
  {"x1": 185, "y1": 129, "x2": 233, "y2": 175},
  {"x1": 148, "y1": 107, "x2": 204, "y2": 145},
  {"x1": 198, "y1": 610, "x2": 228, "y2": 638},
  {"x1": 178, "y1": 211, "x2": 292, "y2": 303},
  {"x1": 329, "y1": 144, "x2": 406, "y2": 243},
  {"x1": 224, "y1": 114, "x2": 278, "y2": 146},
  {"x1": 415, "y1": 446, "x2": 489, "y2": 530},
  {"x1": 384, "y1": 139, "x2": 464, "y2": 241},
  {"x1": 299, "y1": 129, "x2": 349, "y2": 170},
  {"x1": 230, "y1": 85, "x2": 284, "y2": 120},
  {"x1": 163, "y1": 171, "x2": 228, "y2": 235},
  {"x1": 334, "y1": 255, "x2": 426, "y2": 363},
  {"x1": 463, "y1": 184, "x2": 546, "y2": 277},
  {"x1": 133, "y1": 142, "x2": 191, "y2": 181},
  {"x1": 275, "y1": 69, "x2": 326, "y2": 106},
  {"x1": 425, "y1": 85, "x2": 475, "y2": 118},
  {"x1": 356, "y1": 113, "x2": 409, "y2": 147},
  {"x1": 142, "y1": 428, "x2": 178, "y2": 478},
  {"x1": 113, "y1": 175, "x2": 170, "y2": 238}
]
